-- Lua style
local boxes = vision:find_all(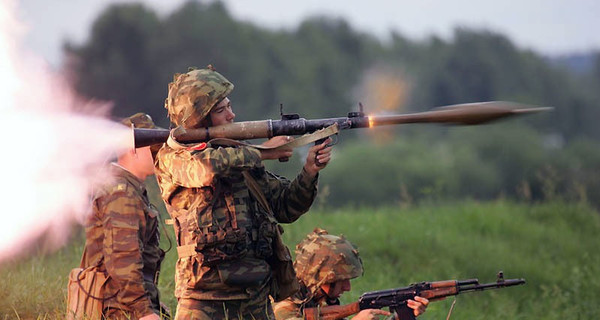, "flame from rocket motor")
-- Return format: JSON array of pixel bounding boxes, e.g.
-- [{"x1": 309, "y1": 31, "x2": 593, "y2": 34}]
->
[
  {"x1": 354, "y1": 66, "x2": 412, "y2": 143},
  {"x1": 0, "y1": 0, "x2": 131, "y2": 263}
]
